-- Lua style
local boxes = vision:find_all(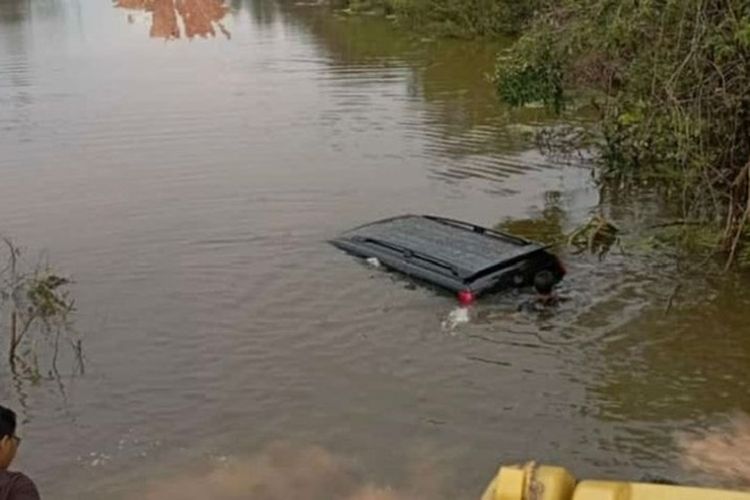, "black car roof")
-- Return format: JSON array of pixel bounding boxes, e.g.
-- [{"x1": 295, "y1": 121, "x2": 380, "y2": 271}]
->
[{"x1": 333, "y1": 215, "x2": 542, "y2": 281}]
